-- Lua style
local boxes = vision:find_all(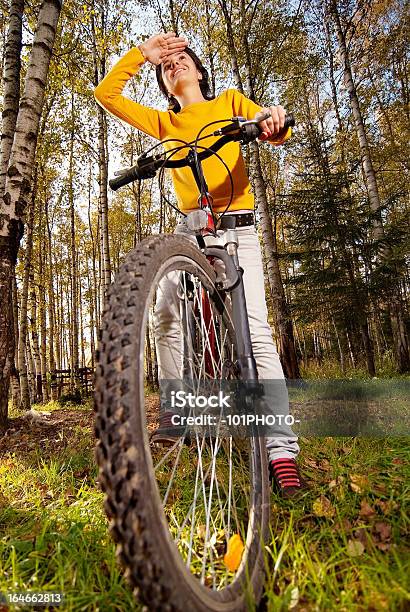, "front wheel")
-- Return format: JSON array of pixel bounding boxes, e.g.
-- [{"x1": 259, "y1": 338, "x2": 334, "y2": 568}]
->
[{"x1": 94, "y1": 235, "x2": 269, "y2": 611}]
